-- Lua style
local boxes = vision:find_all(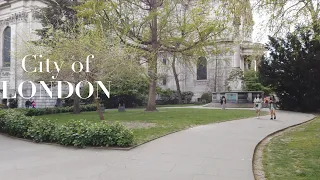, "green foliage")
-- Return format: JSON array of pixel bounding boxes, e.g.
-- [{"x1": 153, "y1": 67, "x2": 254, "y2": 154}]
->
[
  {"x1": 8, "y1": 99, "x2": 18, "y2": 108},
  {"x1": 107, "y1": 122, "x2": 134, "y2": 147},
  {"x1": 200, "y1": 93, "x2": 212, "y2": 103},
  {"x1": 182, "y1": 91, "x2": 194, "y2": 104},
  {"x1": 110, "y1": 75, "x2": 149, "y2": 97},
  {"x1": 22, "y1": 104, "x2": 96, "y2": 116},
  {"x1": 75, "y1": 0, "x2": 236, "y2": 111},
  {"x1": 27, "y1": 119, "x2": 57, "y2": 142},
  {"x1": 33, "y1": 0, "x2": 79, "y2": 44},
  {"x1": 259, "y1": 26, "x2": 320, "y2": 112},
  {"x1": 54, "y1": 120, "x2": 134, "y2": 147},
  {"x1": 55, "y1": 120, "x2": 91, "y2": 147},
  {"x1": 80, "y1": 76, "x2": 149, "y2": 108},
  {"x1": 156, "y1": 88, "x2": 194, "y2": 104},
  {"x1": 0, "y1": 111, "x2": 5, "y2": 131},
  {"x1": 0, "y1": 110, "x2": 134, "y2": 148},
  {"x1": 0, "y1": 110, "x2": 33, "y2": 138},
  {"x1": 243, "y1": 70, "x2": 272, "y2": 94}
]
